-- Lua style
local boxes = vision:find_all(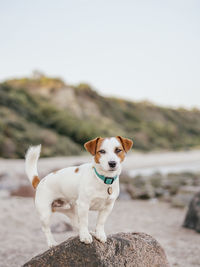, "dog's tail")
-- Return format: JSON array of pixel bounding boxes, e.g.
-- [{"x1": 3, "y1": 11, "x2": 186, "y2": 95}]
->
[{"x1": 25, "y1": 145, "x2": 41, "y2": 189}]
